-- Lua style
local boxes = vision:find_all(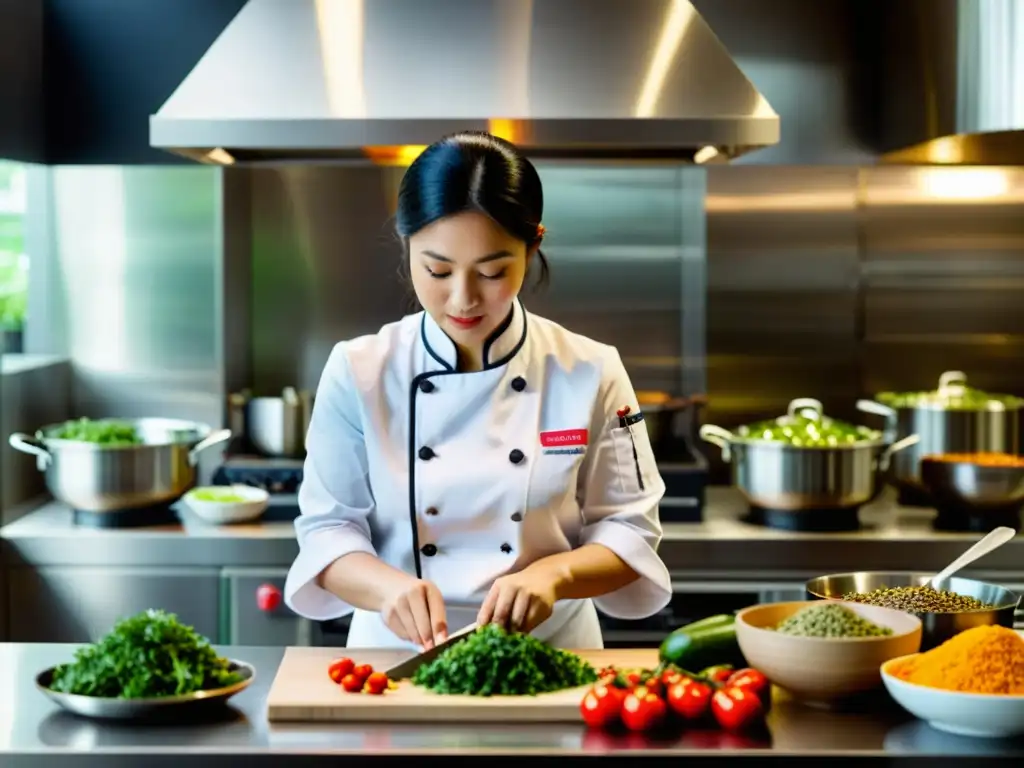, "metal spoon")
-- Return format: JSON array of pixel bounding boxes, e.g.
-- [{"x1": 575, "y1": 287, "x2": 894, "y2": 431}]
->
[{"x1": 930, "y1": 526, "x2": 1017, "y2": 590}]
